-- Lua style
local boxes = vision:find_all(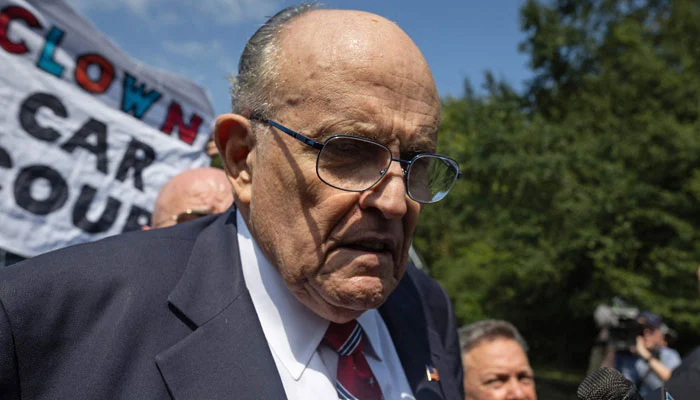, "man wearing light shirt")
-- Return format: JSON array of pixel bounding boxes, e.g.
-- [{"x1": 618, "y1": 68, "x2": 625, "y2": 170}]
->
[
  {"x1": 0, "y1": 3, "x2": 463, "y2": 399},
  {"x1": 616, "y1": 311, "x2": 681, "y2": 397},
  {"x1": 238, "y1": 212, "x2": 414, "y2": 398}
]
